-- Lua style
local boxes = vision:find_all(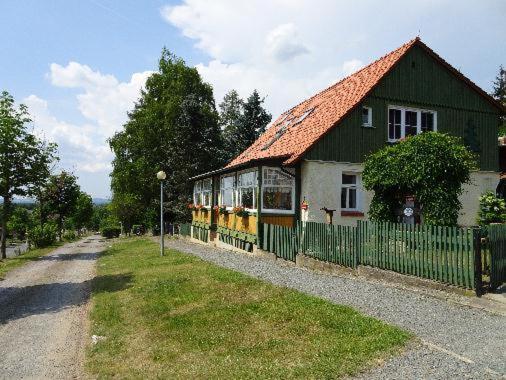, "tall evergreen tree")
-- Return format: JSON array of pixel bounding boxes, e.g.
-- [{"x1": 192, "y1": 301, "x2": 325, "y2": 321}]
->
[
  {"x1": 220, "y1": 89, "x2": 271, "y2": 161},
  {"x1": 491, "y1": 65, "x2": 506, "y2": 136},
  {"x1": 109, "y1": 49, "x2": 224, "y2": 222}
]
